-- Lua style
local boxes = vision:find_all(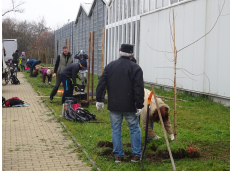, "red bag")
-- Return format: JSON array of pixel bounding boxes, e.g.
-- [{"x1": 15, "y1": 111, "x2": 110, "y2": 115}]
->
[{"x1": 4, "y1": 97, "x2": 24, "y2": 107}]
